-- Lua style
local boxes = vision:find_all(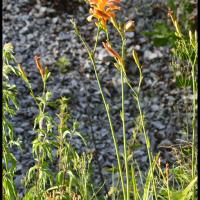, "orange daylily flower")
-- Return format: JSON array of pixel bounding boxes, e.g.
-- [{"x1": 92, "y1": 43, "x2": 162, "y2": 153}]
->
[
  {"x1": 34, "y1": 56, "x2": 45, "y2": 78},
  {"x1": 102, "y1": 41, "x2": 123, "y2": 65},
  {"x1": 88, "y1": 0, "x2": 121, "y2": 30}
]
